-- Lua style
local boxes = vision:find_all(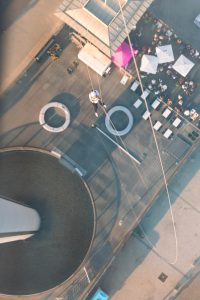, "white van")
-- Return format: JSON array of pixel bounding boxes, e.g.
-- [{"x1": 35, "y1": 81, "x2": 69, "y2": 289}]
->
[{"x1": 194, "y1": 14, "x2": 200, "y2": 28}]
